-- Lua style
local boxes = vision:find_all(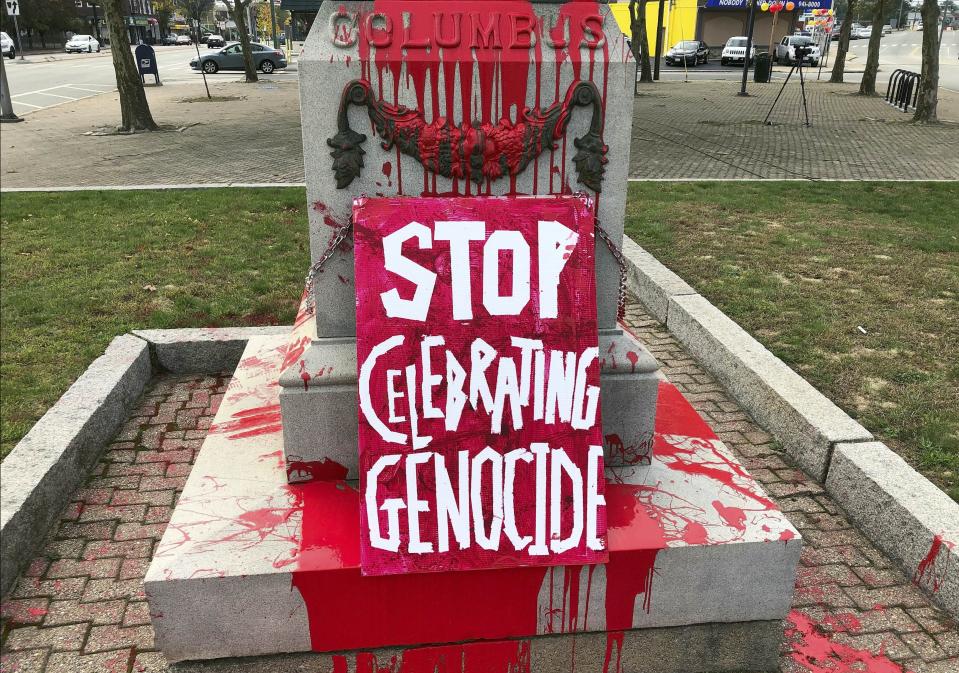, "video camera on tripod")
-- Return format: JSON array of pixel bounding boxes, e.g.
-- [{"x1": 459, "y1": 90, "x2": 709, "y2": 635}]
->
[{"x1": 763, "y1": 44, "x2": 814, "y2": 127}]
